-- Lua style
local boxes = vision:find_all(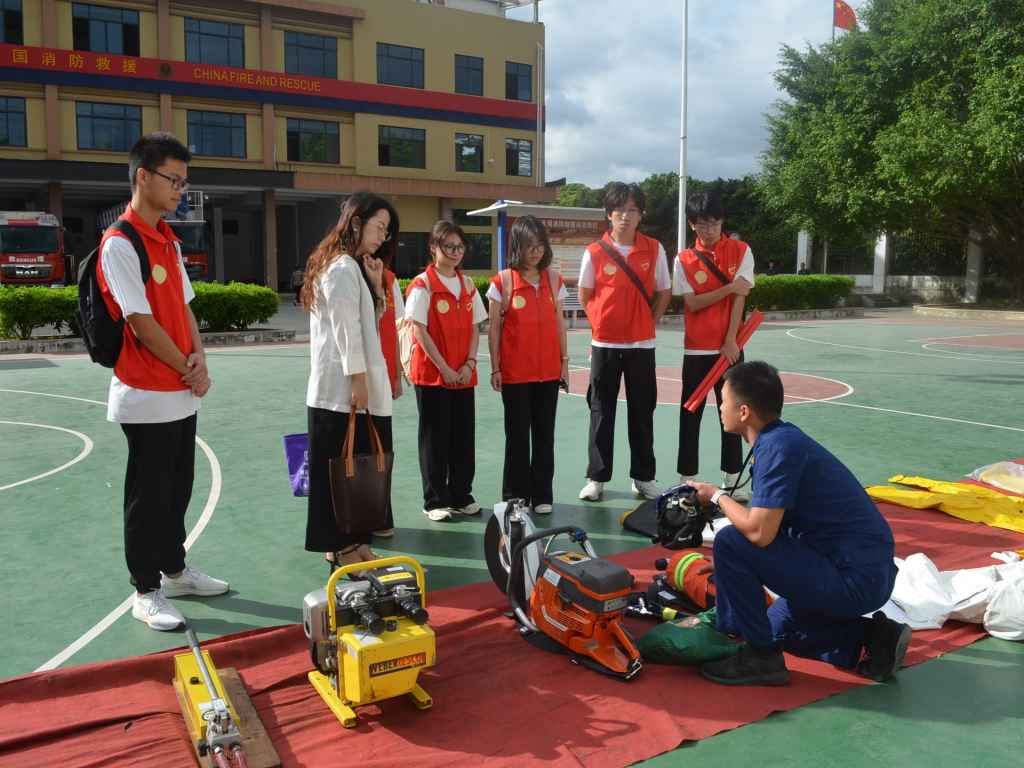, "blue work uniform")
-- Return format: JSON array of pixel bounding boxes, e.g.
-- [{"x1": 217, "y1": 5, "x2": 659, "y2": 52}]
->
[{"x1": 713, "y1": 420, "x2": 897, "y2": 668}]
